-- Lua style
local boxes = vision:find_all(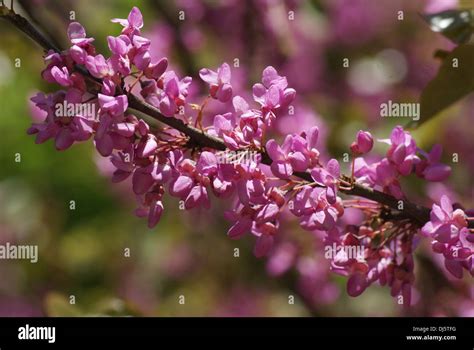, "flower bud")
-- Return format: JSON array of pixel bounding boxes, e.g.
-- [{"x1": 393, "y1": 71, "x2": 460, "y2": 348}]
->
[{"x1": 351, "y1": 130, "x2": 373, "y2": 155}]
